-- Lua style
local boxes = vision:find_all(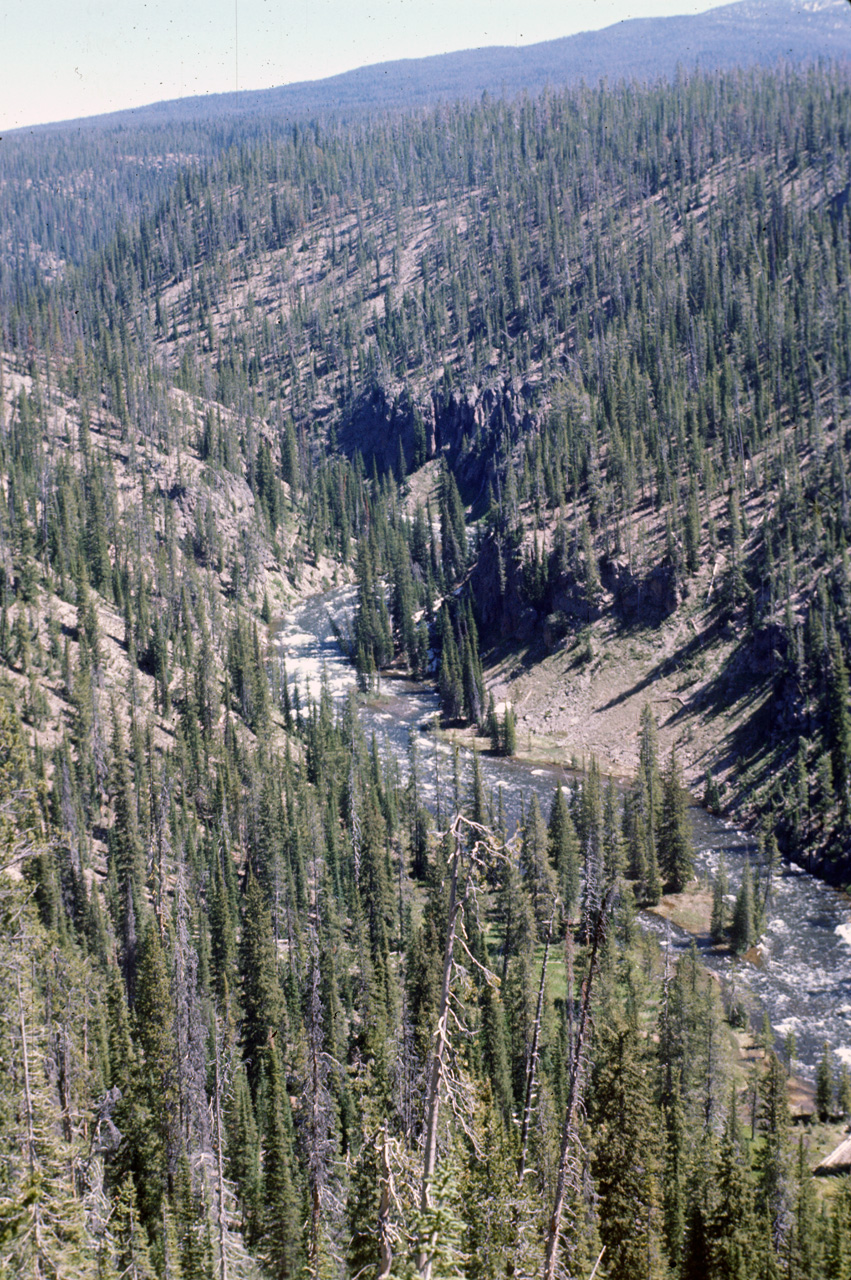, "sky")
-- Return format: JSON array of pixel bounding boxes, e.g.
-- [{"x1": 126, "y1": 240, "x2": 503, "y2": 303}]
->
[{"x1": 0, "y1": 0, "x2": 726, "y2": 133}]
